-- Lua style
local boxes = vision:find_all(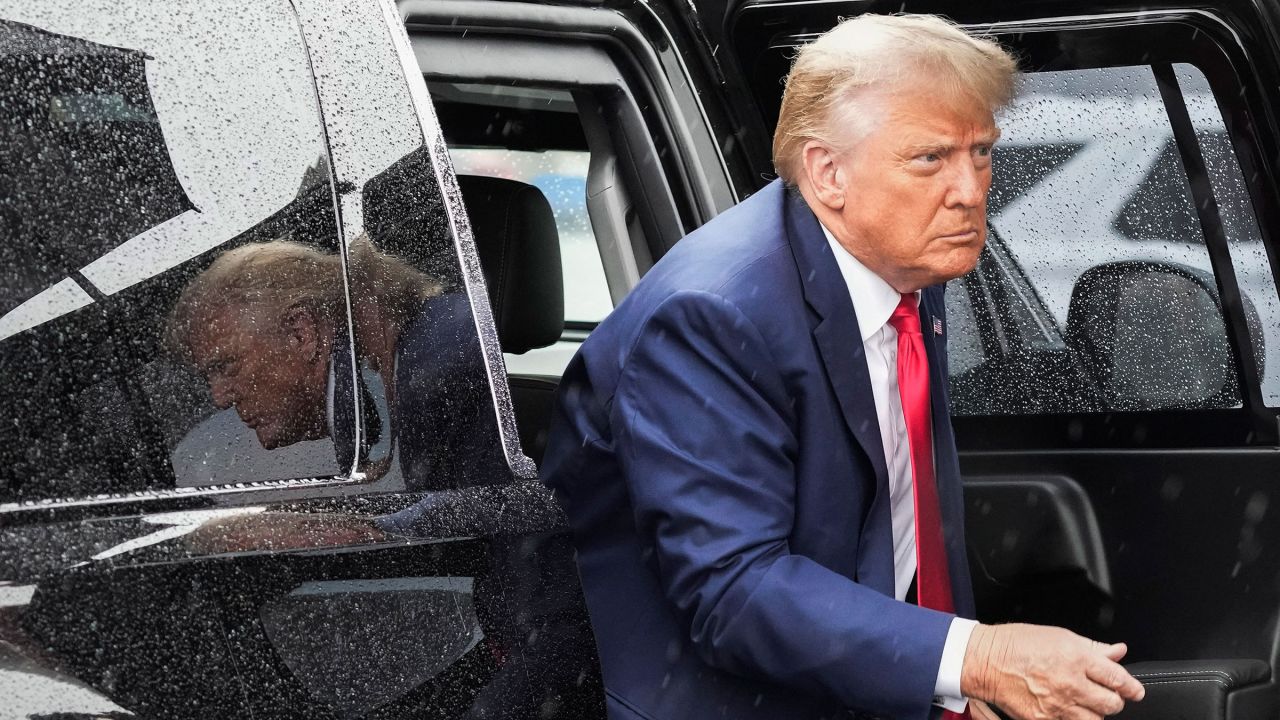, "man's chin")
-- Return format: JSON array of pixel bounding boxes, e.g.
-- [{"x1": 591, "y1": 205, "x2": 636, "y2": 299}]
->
[
  {"x1": 932, "y1": 248, "x2": 984, "y2": 284},
  {"x1": 952, "y1": 257, "x2": 982, "y2": 281},
  {"x1": 914, "y1": 264, "x2": 977, "y2": 289},
  {"x1": 254, "y1": 427, "x2": 286, "y2": 450}
]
